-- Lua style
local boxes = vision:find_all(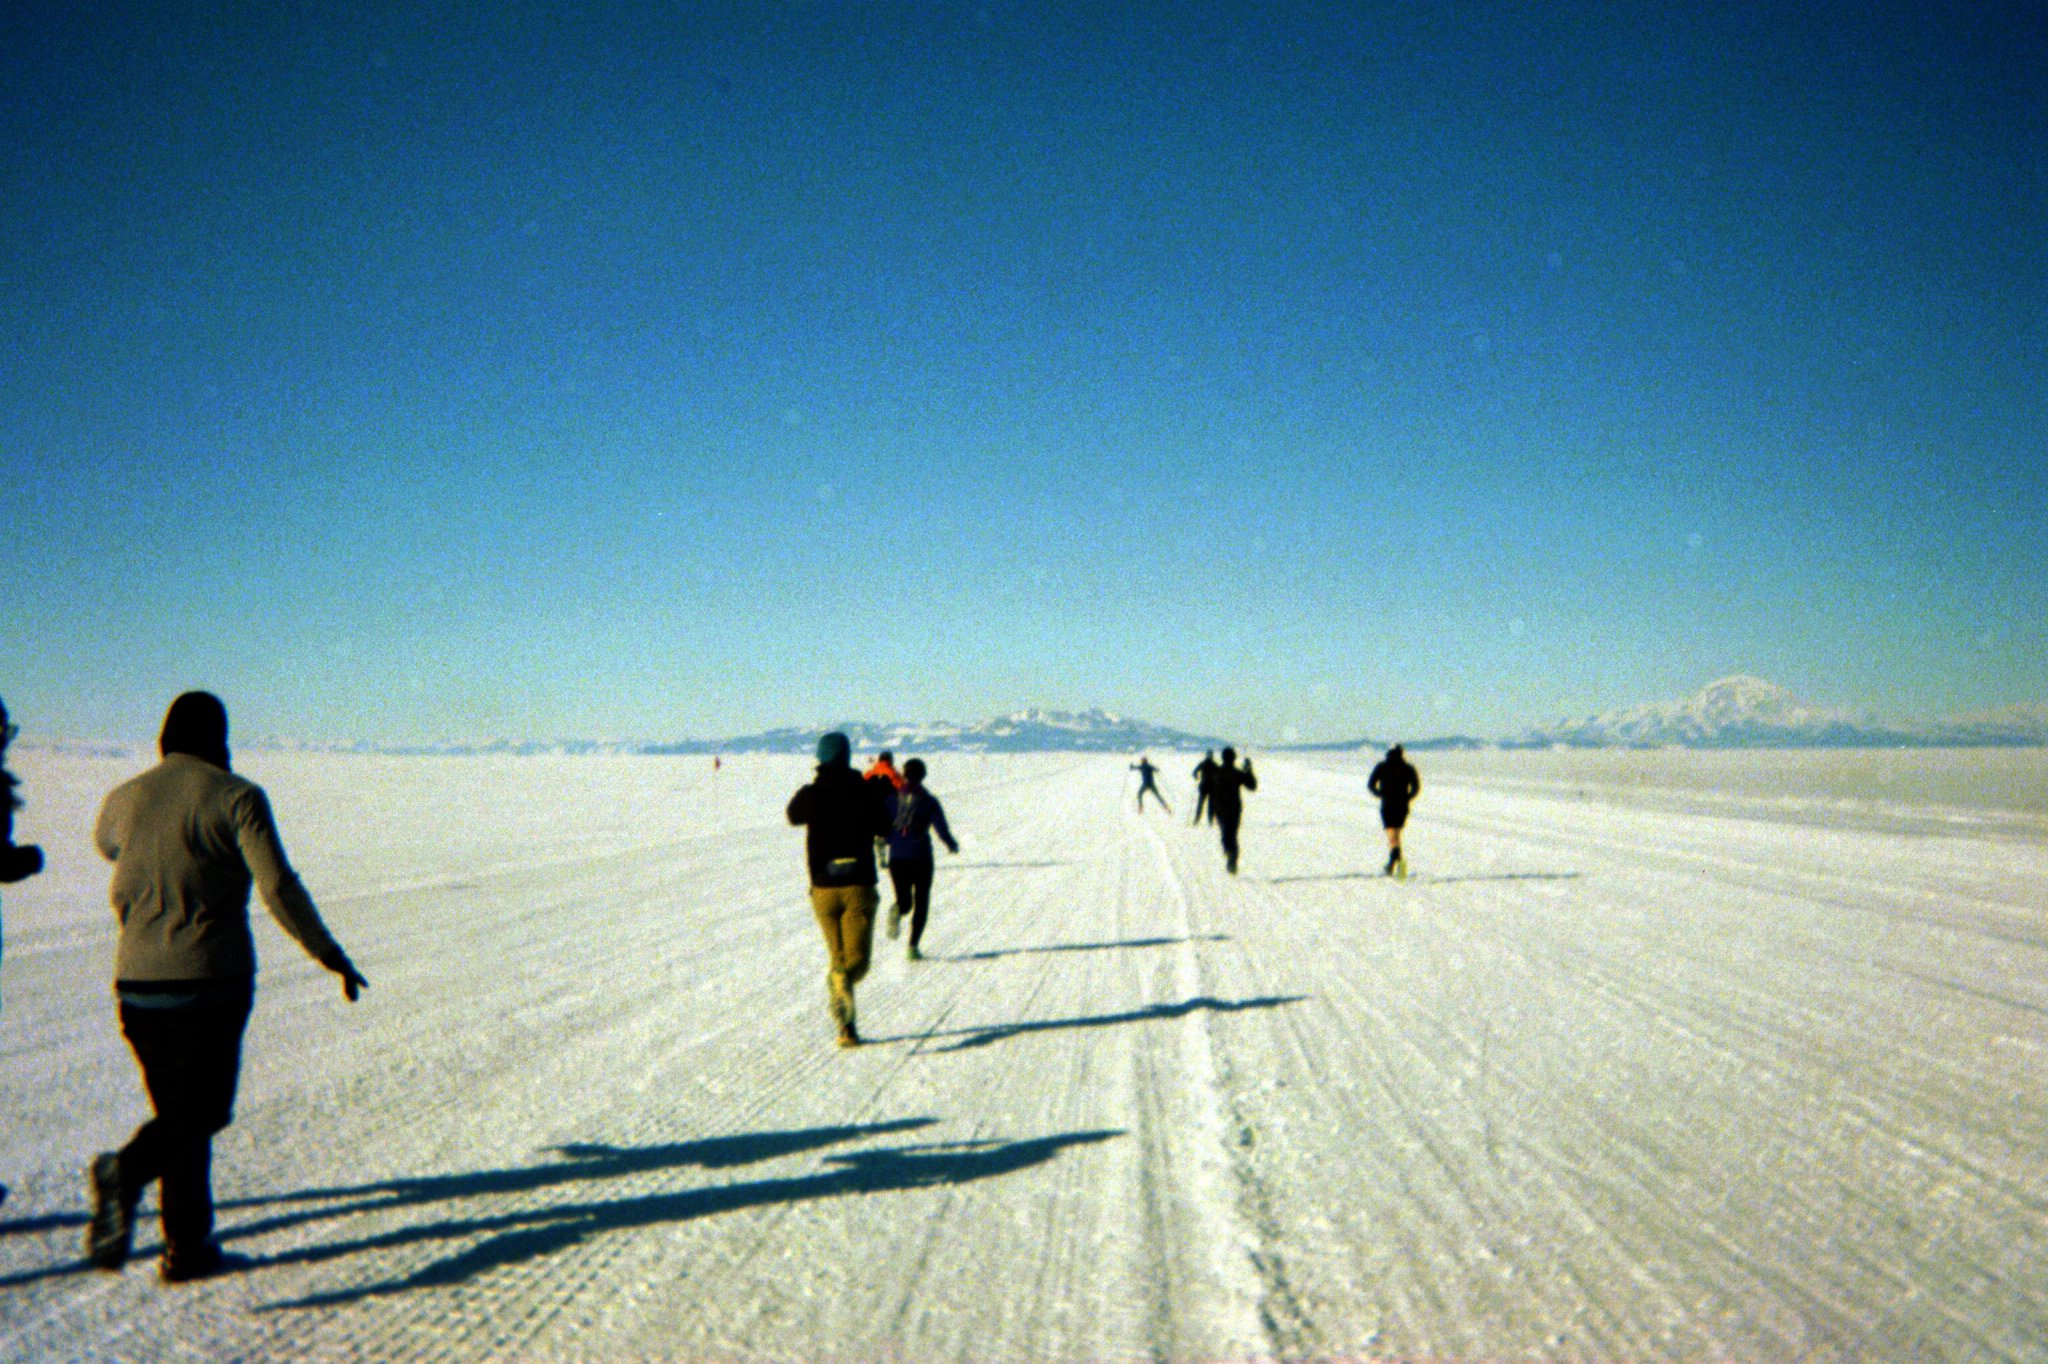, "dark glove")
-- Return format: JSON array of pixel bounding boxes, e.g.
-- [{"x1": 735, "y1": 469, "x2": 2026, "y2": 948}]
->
[
  {"x1": 0, "y1": 844, "x2": 43, "y2": 883},
  {"x1": 324, "y1": 950, "x2": 369, "y2": 1002}
]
